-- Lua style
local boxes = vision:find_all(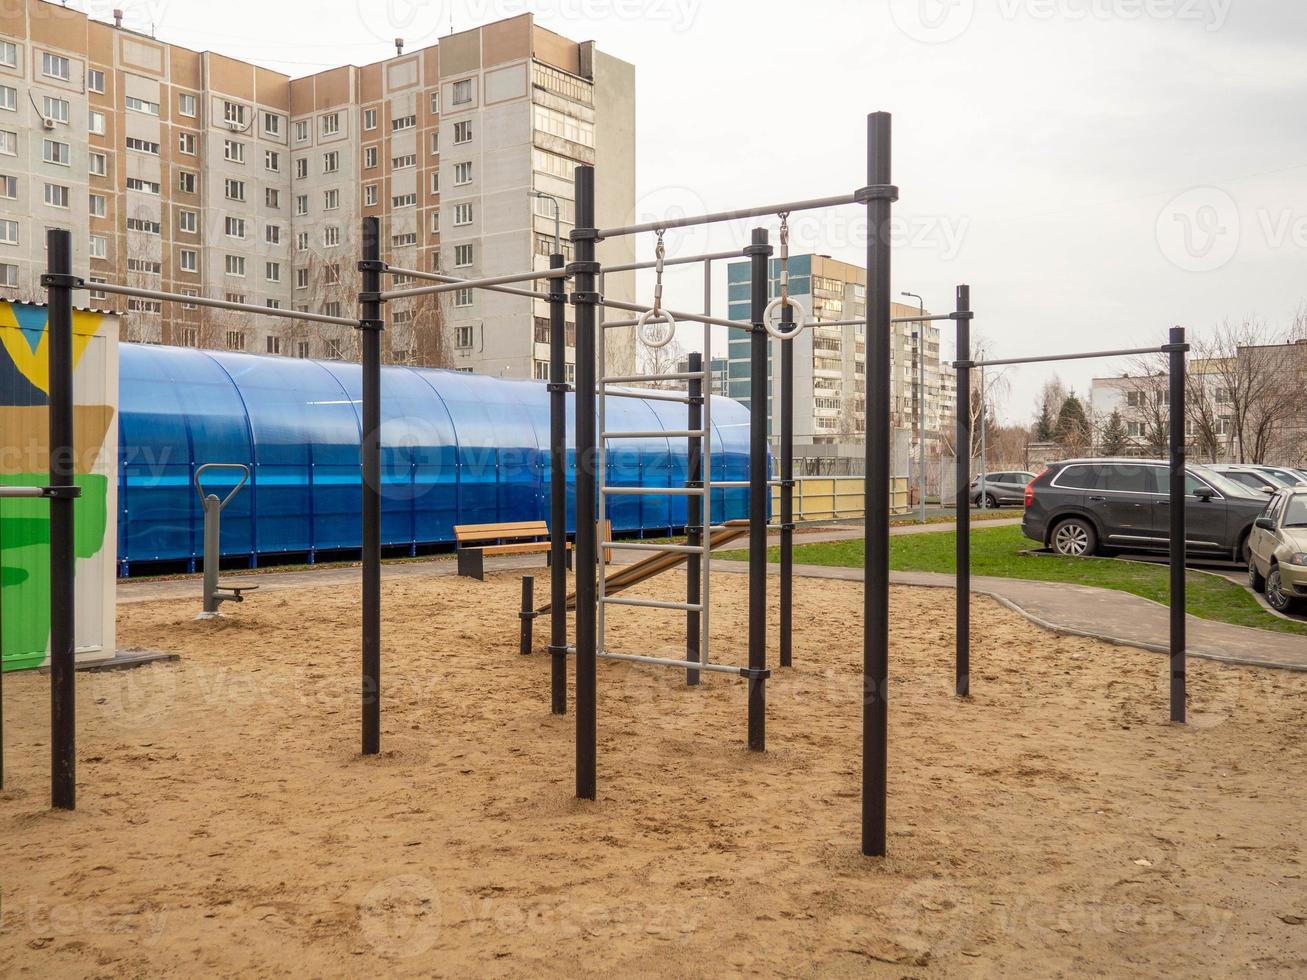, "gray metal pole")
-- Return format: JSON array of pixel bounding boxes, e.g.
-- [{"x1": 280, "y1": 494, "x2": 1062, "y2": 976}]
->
[
  {"x1": 979, "y1": 364, "x2": 987, "y2": 510},
  {"x1": 686, "y1": 351, "x2": 703, "y2": 686},
  {"x1": 202, "y1": 495, "x2": 220, "y2": 614},
  {"x1": 954, "y1": 286, "x2": 972, "y2": 699},
  {"x1": 1168, "y1": 326, "x2": 1187, "y2": 723},
  {"x1": 746, "y1": 227, "x2": 772, "y2": 752},
  {"x1": 548, "y1": 251, "x2": 568, "y2": 715},
  {"x1": 359, "y1": 216, "x2": 383, "y2": 756},
  {"x1": 779, "y1": 301, "x2": 794, "y2": 668}
]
